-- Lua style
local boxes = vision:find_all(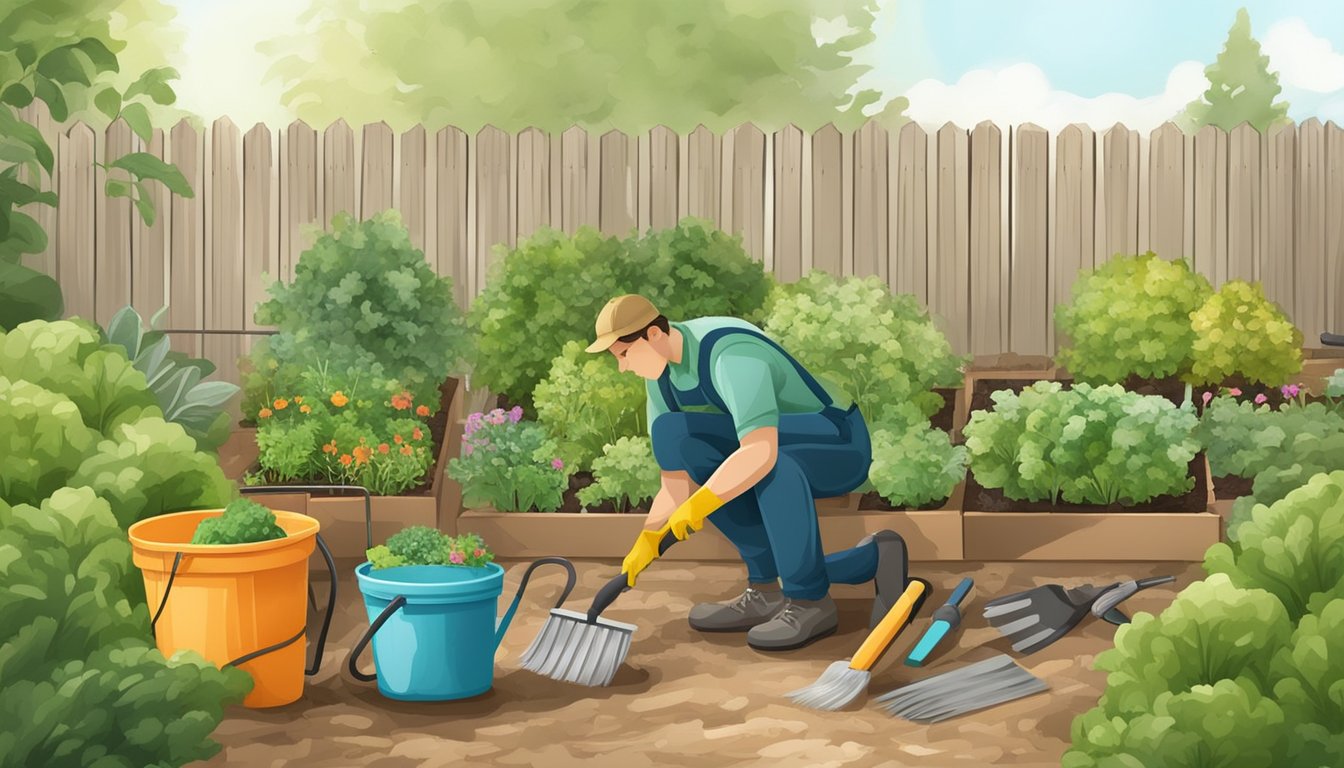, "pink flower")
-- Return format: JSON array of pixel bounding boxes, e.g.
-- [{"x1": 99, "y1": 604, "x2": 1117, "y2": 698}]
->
[
  {"x1": 1254, "y1": 393, "x2": 1268, "y2": 404},
  {"x1": 473, "y1": 548, "x2": 485, "y2": 558},
  {"x1": 552, "y1": 458, "x2": 564, "y2": 470},
  {"x1": 448, "y1": 550, "x2": 465, "y2": 565},
  {"x1": 463, "y1": 443, "x2": 473, "y2": 456},
  {"x1": 1282, "y1": 384, "x2": 1301, "y2": 398},
  {"x1": 509, "y1": 406, "x2": 523, "y2": 423},
  {"x1": 1228, "y1": 387, "x2": 1242, "y2": 397},
  {"x1": 1201, "y1": 391, "x2": 1213, "y2": 406}
]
